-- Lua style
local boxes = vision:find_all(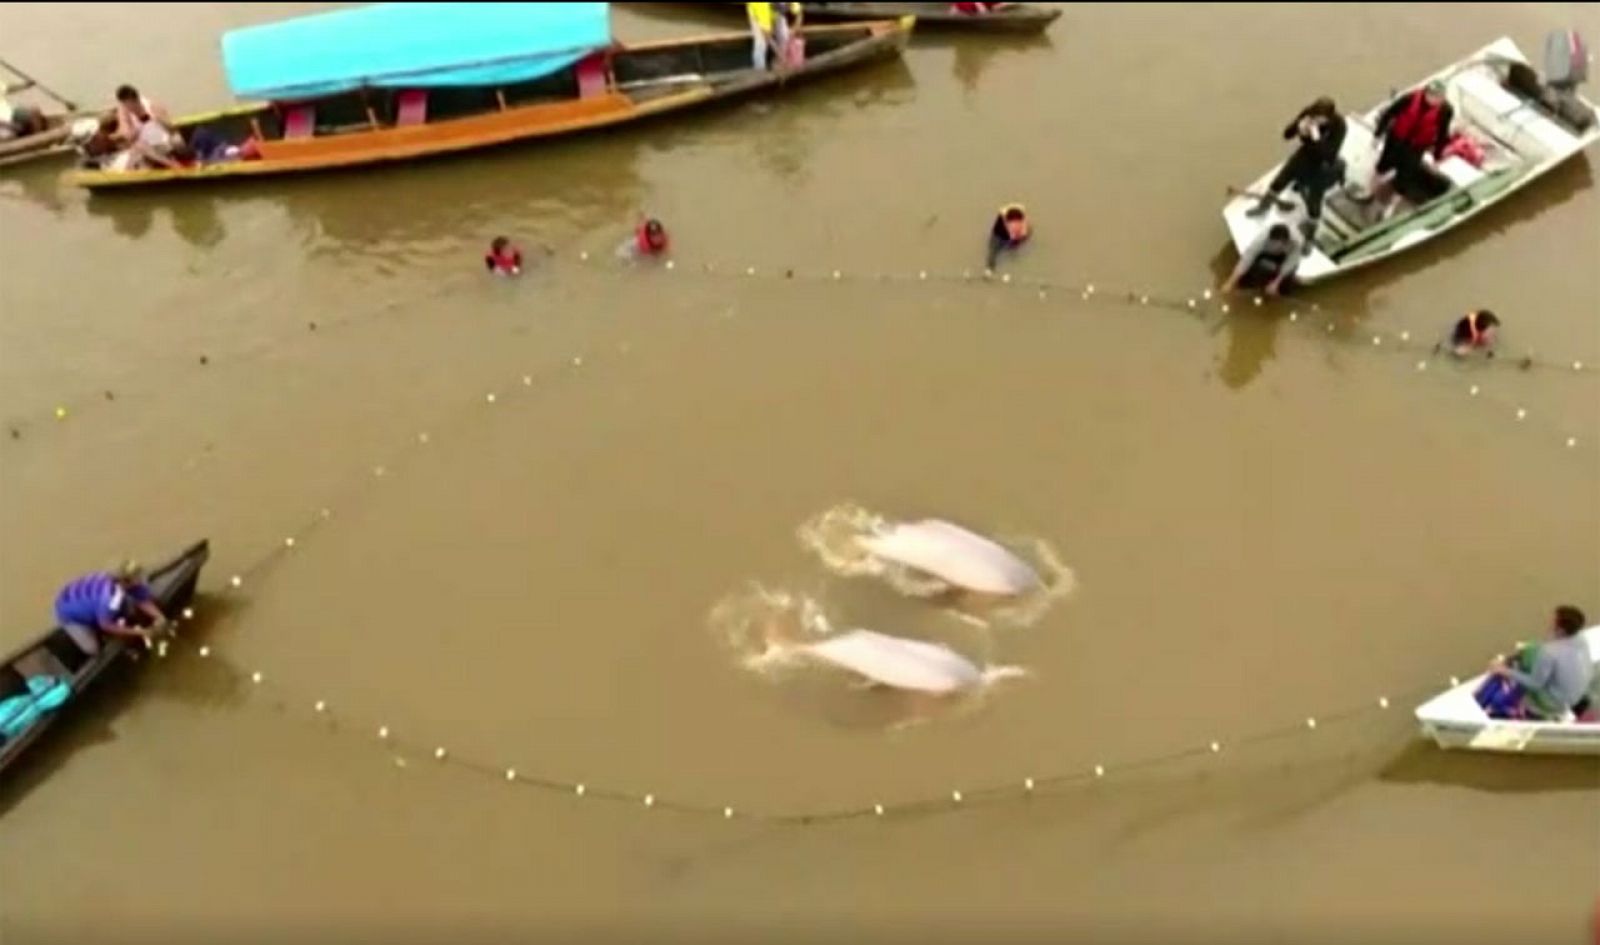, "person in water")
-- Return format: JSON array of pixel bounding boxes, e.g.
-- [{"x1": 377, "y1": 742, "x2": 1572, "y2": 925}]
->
[
  {"x1": 636, "y1": 217, "x2": 670, "y2": 256},
  {"x1": 1478, "y1": 605, "x2": 1593, "y2": 721},
  {"x1": 1246, "y1": 96, "x2": 1347, "y2": 226},
  {"x1": 1221, "y1": 222, "x2": 1301, "y2": 296},
  {"x1": 986, "y1": 204, "x2": 1030, "y2": 269},
  {"x1": 1447, "y1": 309, "x2": 1499, "y2": 358},
  {"x1": 54, "y1": 560, "x2": 166, "y2": 656},
  {"x1": 485, "y1": 236, "x2": 523, "y2": 276},
  {"x1": 1371, "y1": 80, "x2": 1454, "y2": 205}
]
